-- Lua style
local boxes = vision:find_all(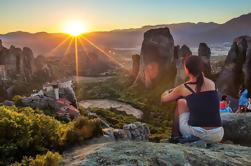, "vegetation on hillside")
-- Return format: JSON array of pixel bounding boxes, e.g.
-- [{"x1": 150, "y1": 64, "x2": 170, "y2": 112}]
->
[
  {"x1": 75, "y1": 73, "x2": 176, "y2": 142},
  {"x1": 82, "y1": 107, "x2": 139, "y2": 129},
  {"x1": 0, "y1": 106, "x2": 102, "y2": 166}
]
